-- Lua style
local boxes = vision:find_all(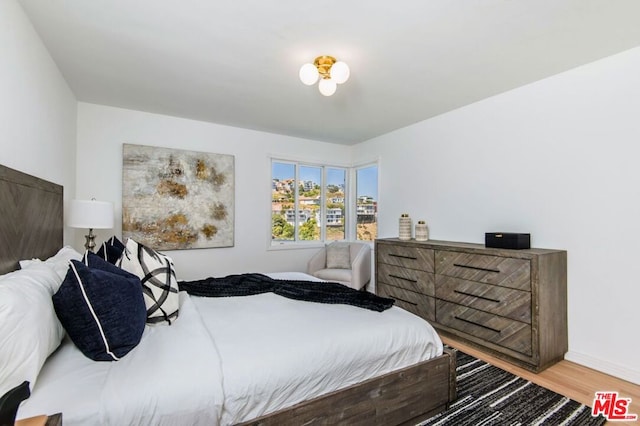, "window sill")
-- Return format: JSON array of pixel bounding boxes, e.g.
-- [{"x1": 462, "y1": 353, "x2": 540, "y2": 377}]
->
[
  {"x1": 268, "y1": 241, "x2": 326, "y2": 251},
  {"x1": 268, "y1": 240, "x2": 375, "y2": 251}
]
